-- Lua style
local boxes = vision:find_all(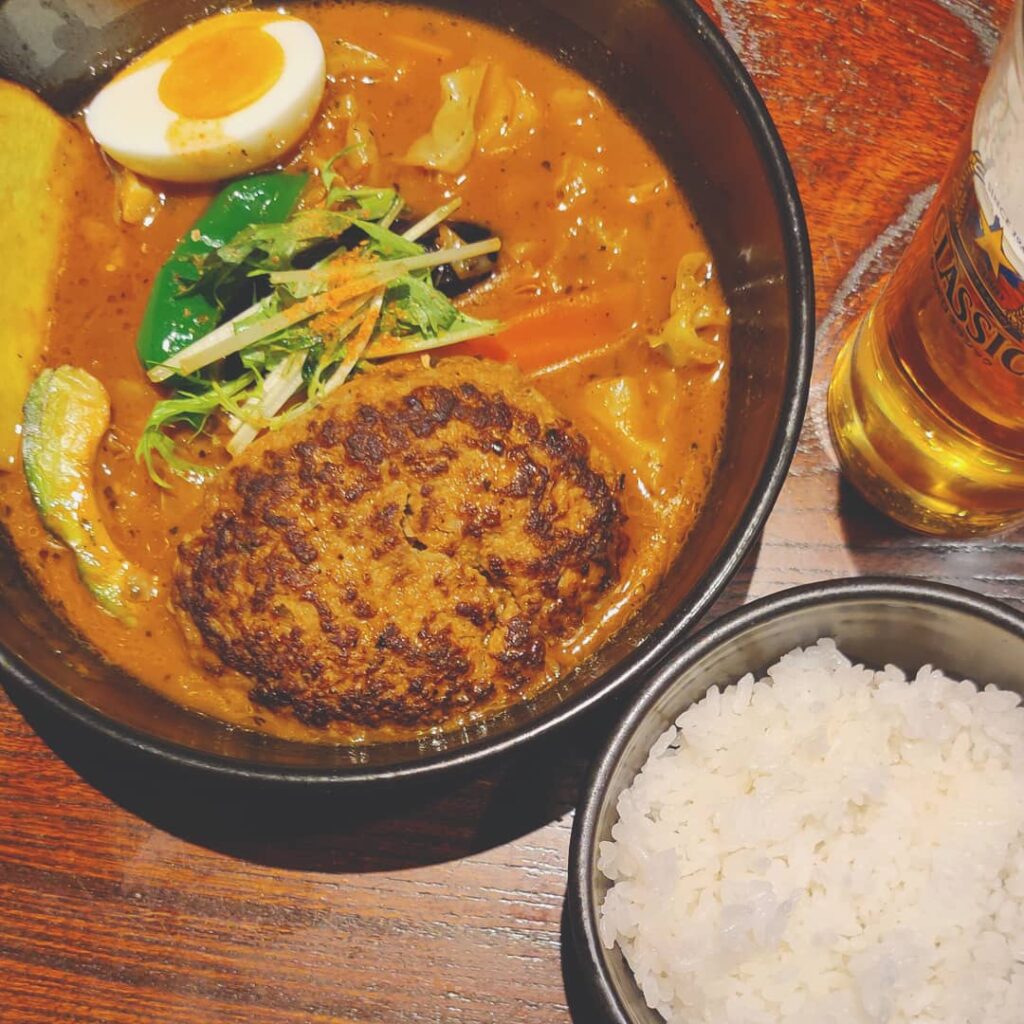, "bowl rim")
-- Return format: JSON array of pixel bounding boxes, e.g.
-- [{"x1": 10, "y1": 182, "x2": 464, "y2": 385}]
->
[
  {"x1": 0, "y1": 0, "x2": 814, "y2": 785},
  {"x1": 567, "y1": 576, "x2": 1024, "y2": 1024}
]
